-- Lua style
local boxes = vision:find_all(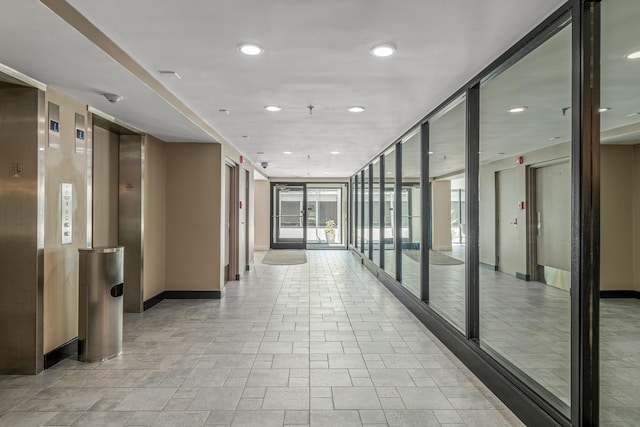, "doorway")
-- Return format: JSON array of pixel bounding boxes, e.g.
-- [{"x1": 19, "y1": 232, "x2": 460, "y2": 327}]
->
[
  {"x1": 496, "y1": 167, "x2": 521, "y2": 277},
  {"x1": 271, "y1": 183, "x2": 306, "y2": 249},
  {"x1": 270, "y1": 182, "x2": 348, "y2": 250},
  {"x1": 531, "y1": 161, "x2": 571, "y2": 290}
]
